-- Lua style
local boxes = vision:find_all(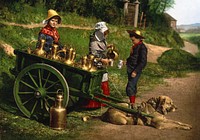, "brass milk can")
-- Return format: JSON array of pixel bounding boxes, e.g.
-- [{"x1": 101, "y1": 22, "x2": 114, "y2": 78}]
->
[
  {"x1": 64, "y1": 47, "x2": 76, "y2": 65},
  {"x1": 87, "y1": 55, "x2": 96, "y2": 72},
  {"x1": 34, "y1": 39, "x2": 46, "y2": 56},
  {"x1": 81, "y1": 56, "x2": 89, "y2": 70},
  {"x1": 50, "y1": 94, "x2": 66, "y2": 130},
  {"x1": 51, "y1": 44, "x2": 60, "y2": 60},
  {"x1": 107, "y1": 45, "x2": 119, "y2": 60}
]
